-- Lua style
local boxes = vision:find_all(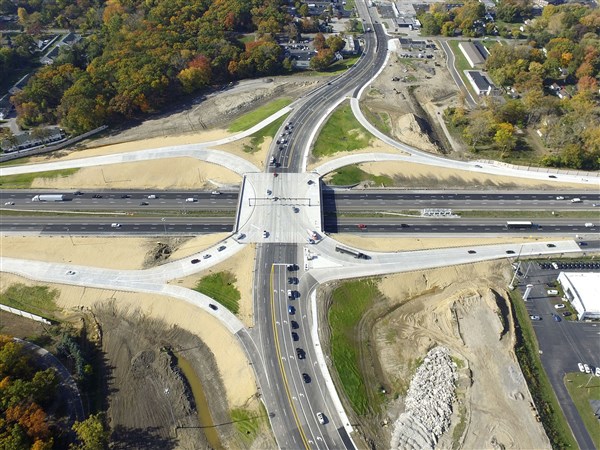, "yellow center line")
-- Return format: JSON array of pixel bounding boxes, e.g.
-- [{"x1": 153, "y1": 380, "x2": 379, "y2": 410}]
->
[{"x1": 270, "y1": 264, "x2": 311, "y2": 449}]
